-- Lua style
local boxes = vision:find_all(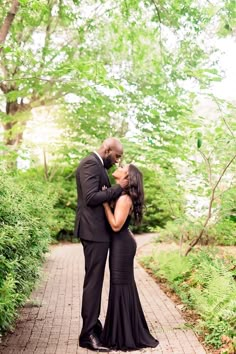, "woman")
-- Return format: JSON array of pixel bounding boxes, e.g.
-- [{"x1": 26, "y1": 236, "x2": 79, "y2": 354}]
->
[{"x1": 101, "y1": 164, "x2": 159, "y2": 351}]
